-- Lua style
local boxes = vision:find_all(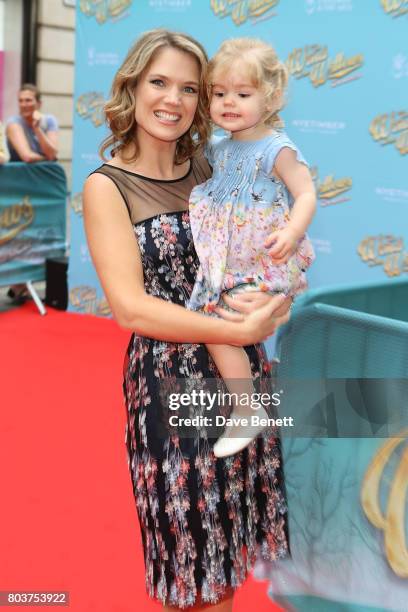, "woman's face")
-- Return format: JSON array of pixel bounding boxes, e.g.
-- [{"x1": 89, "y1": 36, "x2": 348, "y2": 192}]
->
[
  {"x1": 18, "y1": 89, "x2": 40, "y2": 120},
  {"x1": 134, "y1": 46, "x2": 200, "y2": 145}
]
